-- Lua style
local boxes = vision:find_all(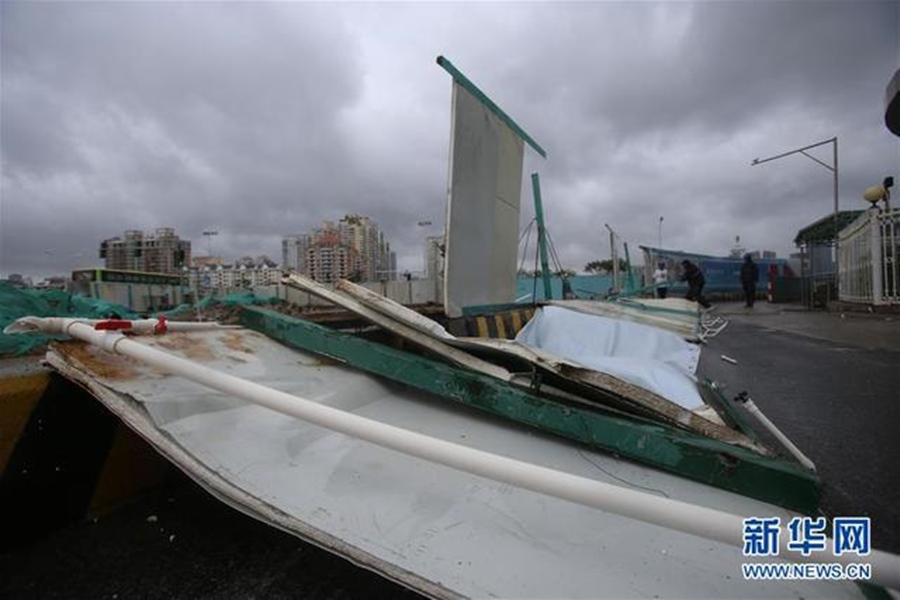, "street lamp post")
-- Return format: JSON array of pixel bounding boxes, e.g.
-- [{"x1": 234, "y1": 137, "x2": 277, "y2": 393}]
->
[
  {"x1": 417, "y1": 220, "x2": 432, "y2": 279},
  {"x1": 751, "y1": 136, "x2": 840, "y2": 294},
  {"x1": 751, "y1": 136, "x2": 838, "y2": 227},
  {"x1": 658, "y1": 216, "x2": 664, "y2": 249}
]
